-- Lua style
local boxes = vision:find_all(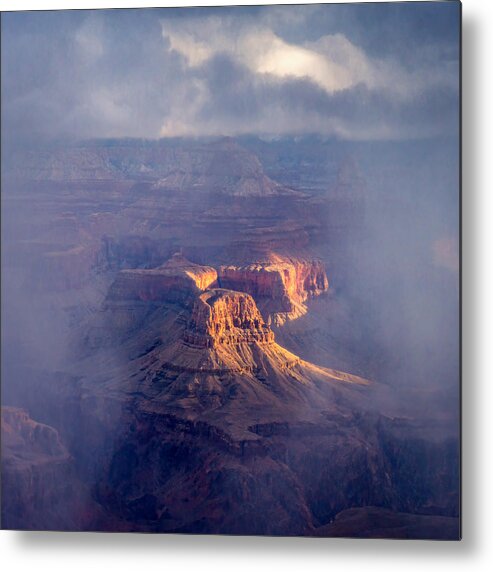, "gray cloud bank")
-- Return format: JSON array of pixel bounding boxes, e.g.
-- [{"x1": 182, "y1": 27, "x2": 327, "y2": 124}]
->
[{"x1": 1, "y1": 3, "x2": 460, "y2": 145}]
